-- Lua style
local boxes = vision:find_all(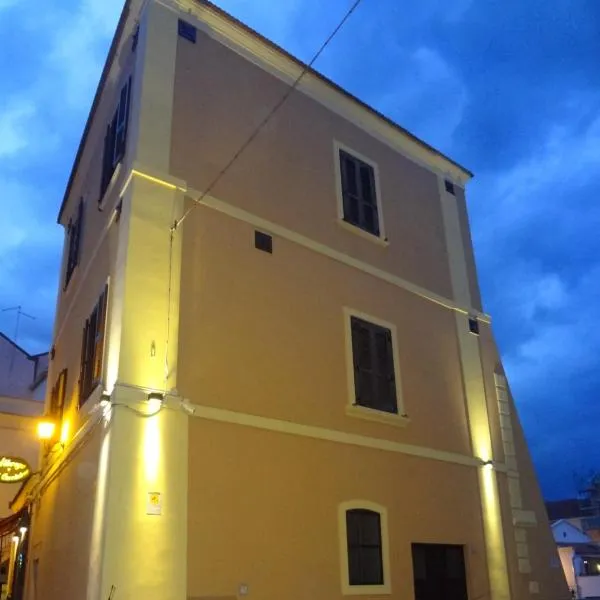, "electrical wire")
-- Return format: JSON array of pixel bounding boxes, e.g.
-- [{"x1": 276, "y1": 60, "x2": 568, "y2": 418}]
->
[{"x1": 172, "y1": 0, "x2": 365, "y2": 231}]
